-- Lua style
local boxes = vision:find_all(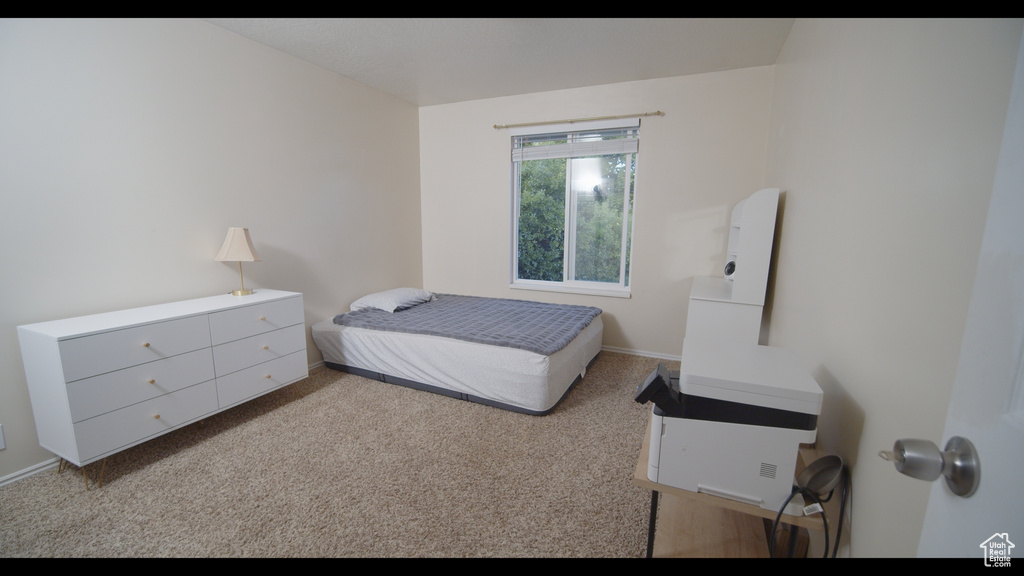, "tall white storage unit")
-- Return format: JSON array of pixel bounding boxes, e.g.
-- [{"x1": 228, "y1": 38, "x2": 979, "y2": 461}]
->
[{"x1": 685, "y1": 188, "x2": 779, "y2": 345}]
